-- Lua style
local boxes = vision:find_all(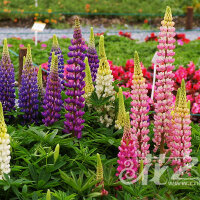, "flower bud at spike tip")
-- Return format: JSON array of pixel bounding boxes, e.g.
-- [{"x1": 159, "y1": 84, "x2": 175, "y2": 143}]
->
[
  {"x1": 37, "y1": 65, "x2": 43, "y2": 92},
  {"x1": 175, "y1": 88, "x2": 180, "y2": 109},
  {"x1": 54, "y1": 144, "x2": 60, "y2": 163},
  {"x1": 115, "y1": 87, "x2": 126, "y2": 129},
  {"x1": 46, "y1": 189, "x2": 51, "y2": 200},
  {"x1": 96, "y1": 153, "x2": 103, "y2": 182},
  {"x1": 23, "y1": 56, "x2": 26, "y2": 67},
  {"x1": 187, "y1": 100, "x2": 191, "y2": 110},
  {"x1": 164, "y1": 6, "x2": 172, "y2": 22},
  {"x1": 83, "y1": 57, "x2": 94, "y2": 98},
  {"x1": 52, "y1": 34, "x2": 59, "y2": 48},
  {"x1": 133, "y1": 51, "x2": 143, "y2": 80},
  {"x1": 3, "y1": 39, "x2": 9, "y2": 56},
  {"x1": 25, "y1": 44, "x2": 32, "y2": 67},
  {"x1": 89, "y1": 27, "x2": 95, "y2": 49},
  {"x1": 75, "y1": 16, "x2": 80, "y2": 28},
  {"x1": 99, "y1": 35, "x2": 106, "y2": 59},
  {"x1": 139, "y1": 160, "x2": 144, "y2": 183},
  {"x1": 179, "y1": 79, "x2": 187, "y2": 108}
]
